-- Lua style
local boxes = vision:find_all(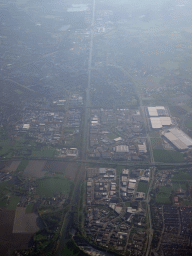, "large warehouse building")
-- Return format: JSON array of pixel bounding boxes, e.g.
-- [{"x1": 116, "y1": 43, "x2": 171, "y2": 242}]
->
[
  {"x1": 148, "y1": 106, "x2": 167, "y2": 117},
  {"x1": 147, "y1": 106, "x2": 172, "y2": 129},
  {"x1": 162, "y1": 128, "x2": 192, "y2": 151}
]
